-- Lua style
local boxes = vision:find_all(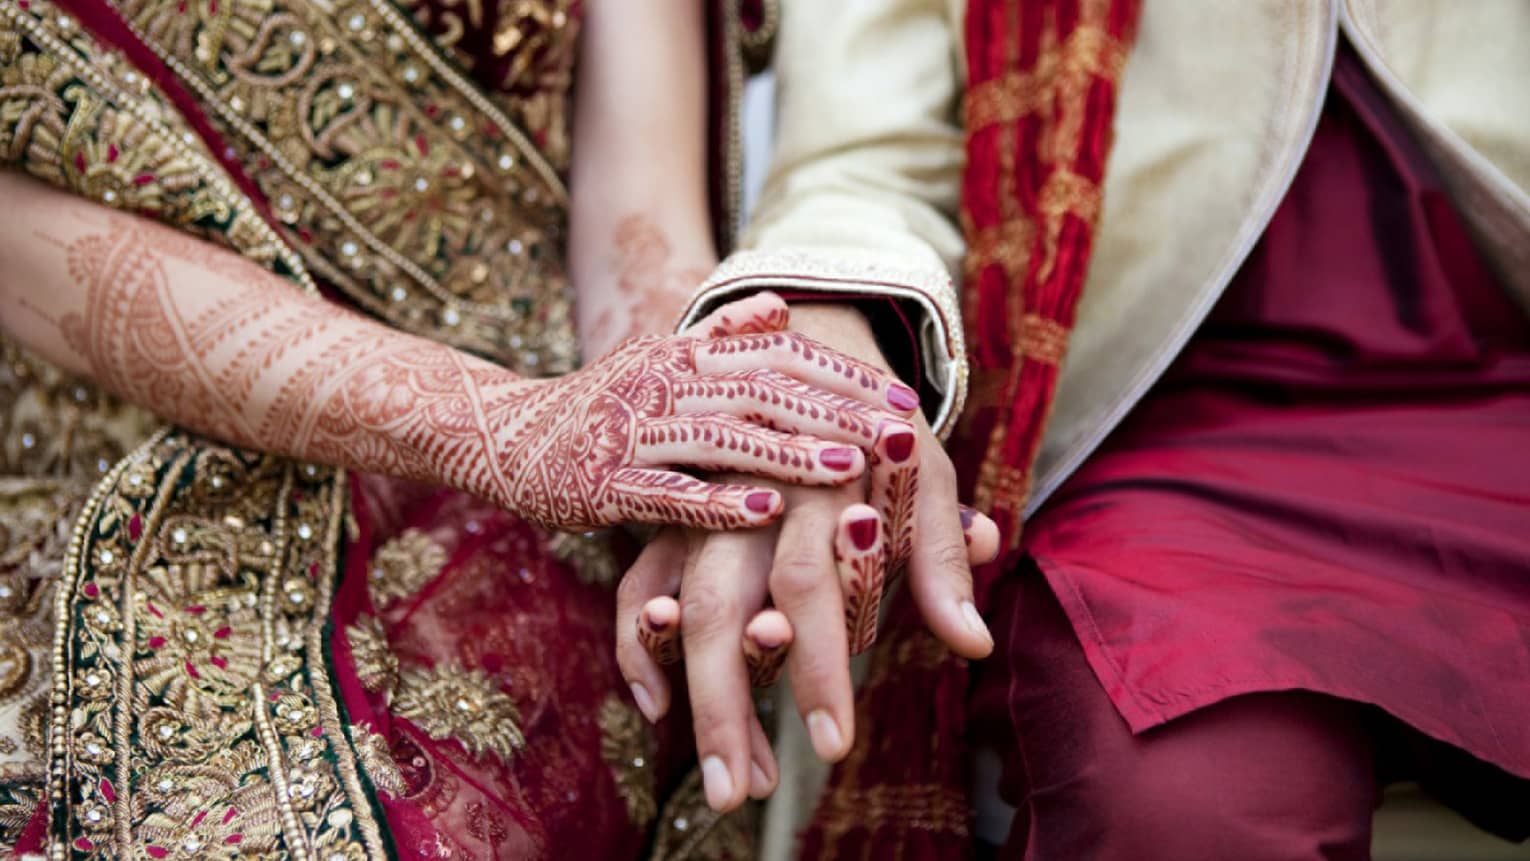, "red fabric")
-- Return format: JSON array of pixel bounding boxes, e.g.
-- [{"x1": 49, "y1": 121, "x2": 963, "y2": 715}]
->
[
  {"x1": 332, "y1": 480, "x2": 692, "y2": 858},
  {"x1": 1020, "y1": 46, "x2": 1530, "y2": 801},
  {"x1": 972, "y1": 569, "x2": 1380, "y2": 861}
]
